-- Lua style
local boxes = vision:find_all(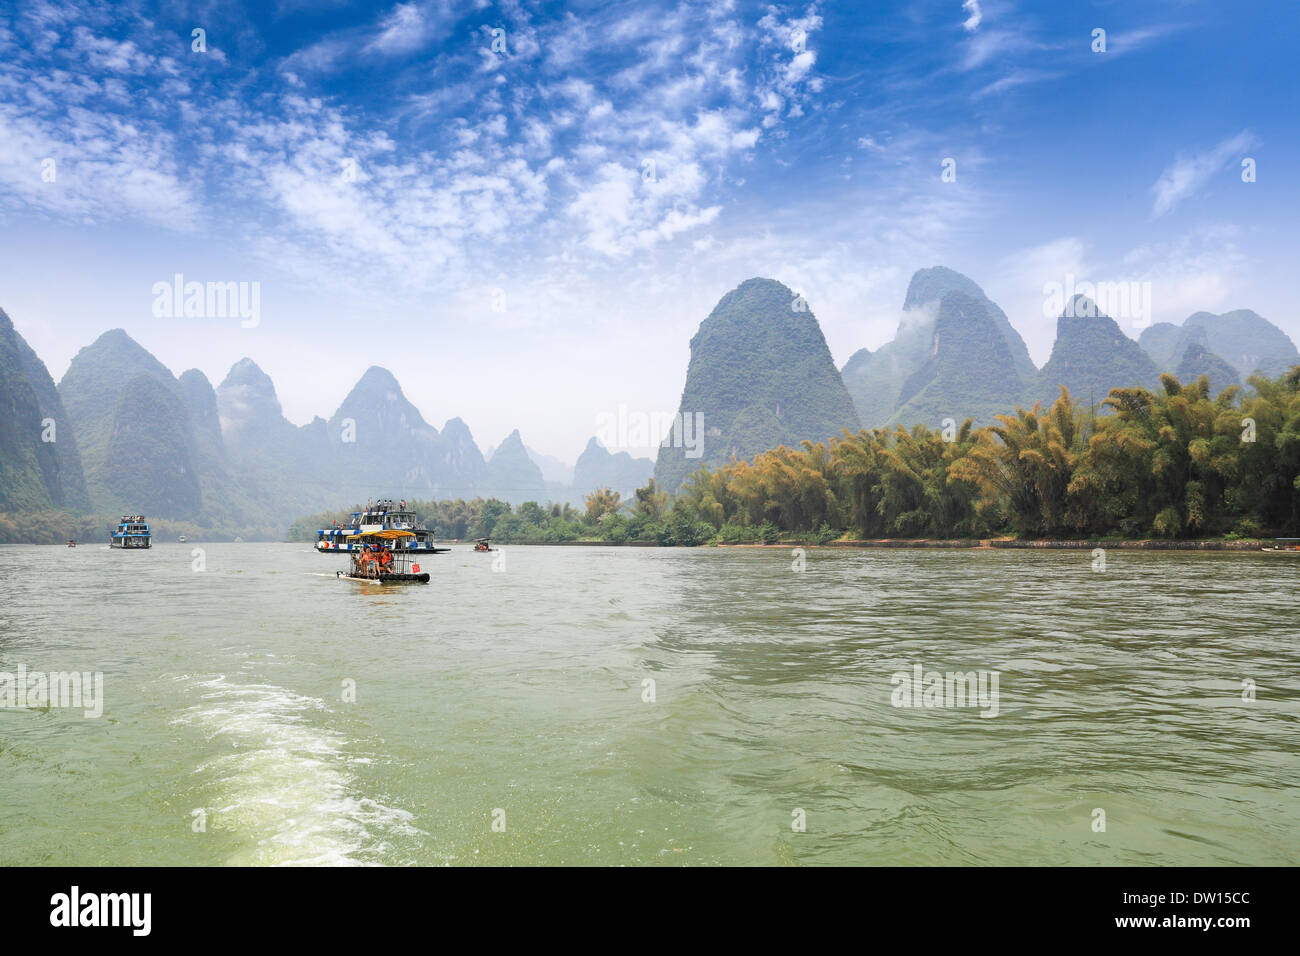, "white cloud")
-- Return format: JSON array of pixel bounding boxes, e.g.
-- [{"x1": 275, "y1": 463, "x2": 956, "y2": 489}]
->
[
  {"x1": 1151, "y1": 131, "x2": 1256, "y2": 218},
  {"x1": 364, "y1": 3, "x2": 432, "y2": 55},
  {"x1": 1121, "y1": 225, "x2": 1248, "y2": 323},
  {"x1": 961, "y1": 1, "x2": 982, "y2": 32}
]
